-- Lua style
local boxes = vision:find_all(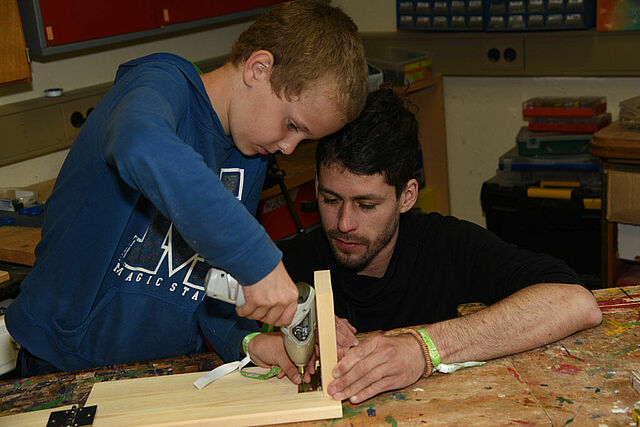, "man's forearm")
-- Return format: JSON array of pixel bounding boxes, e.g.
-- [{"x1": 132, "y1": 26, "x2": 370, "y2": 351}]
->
[{"x1": 425, "y1": 283, "x2": 602, "y2": 364}]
